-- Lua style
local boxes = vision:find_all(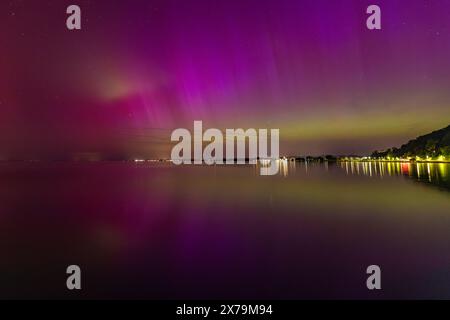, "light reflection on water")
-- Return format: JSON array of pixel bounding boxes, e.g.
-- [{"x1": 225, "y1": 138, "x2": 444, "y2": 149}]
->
[
  {"x1": 263, "y1": 159, "x2": 450, "y2": 190},
  {"x1": 1, "y1": 161, "x2": 450, "y2": 299},
  {"x1": 339, "y1": 161, "x2": 450, "y2": 190}
]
